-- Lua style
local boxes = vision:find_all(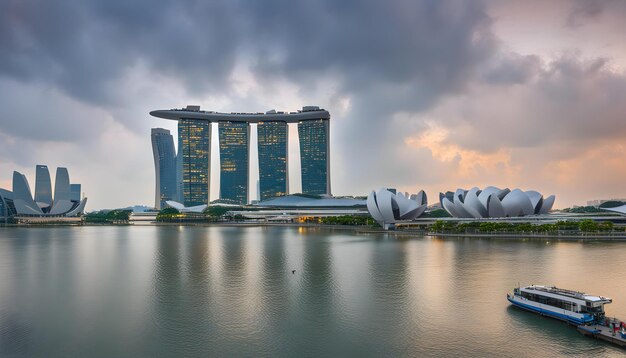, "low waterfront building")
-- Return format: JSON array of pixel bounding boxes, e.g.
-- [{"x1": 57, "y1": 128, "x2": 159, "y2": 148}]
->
[
  {"x1": 129, "y1": 211, "x2": 158, "y2": 223},
  {"x1": 230, "y1": 194, "x2": 368, "y2": 222},
  {"x1": 165, "y1": 200, "x2": 208, "y2": 213},
  {"x1": 0, "y1": 165, "x2": 87, "y2": 223}
]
